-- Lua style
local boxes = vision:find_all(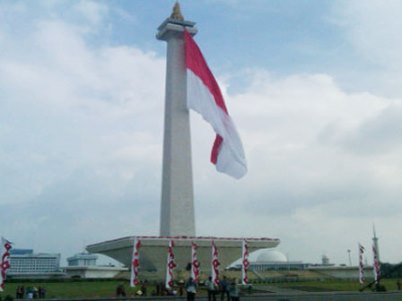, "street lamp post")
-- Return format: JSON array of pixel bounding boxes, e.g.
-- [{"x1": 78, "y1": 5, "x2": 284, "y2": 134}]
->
[{"x1": 347, "y1": 249, "x2": 352, "y2": 266}]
